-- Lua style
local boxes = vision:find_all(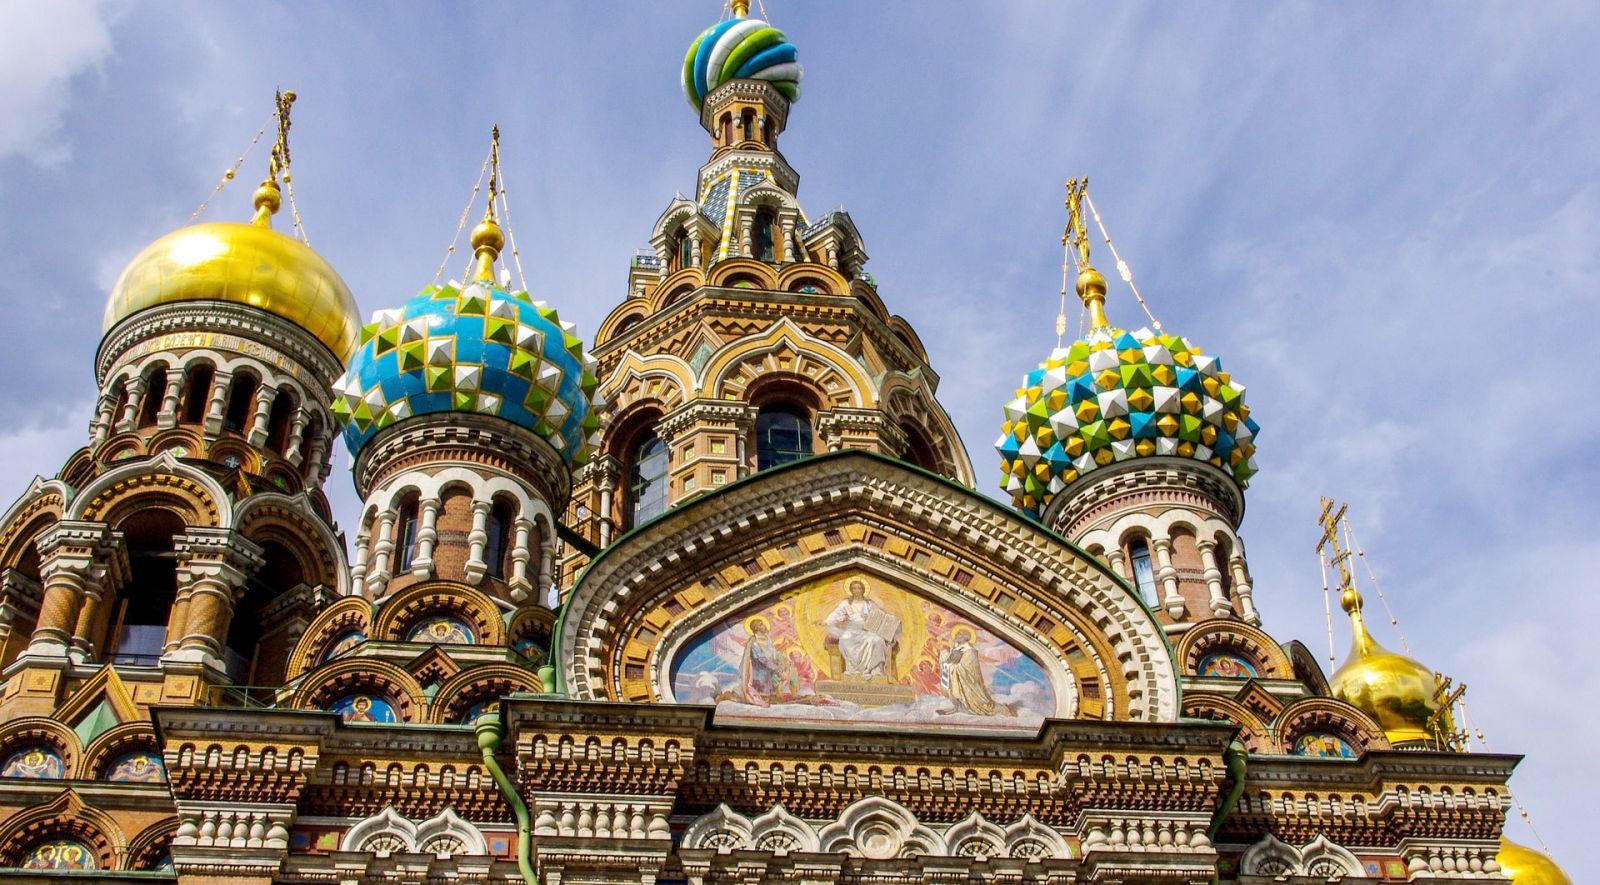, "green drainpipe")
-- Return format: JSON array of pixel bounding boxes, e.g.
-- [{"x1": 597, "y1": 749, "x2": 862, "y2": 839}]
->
[
  {"x1": 1207, "y1": 739, "x2": 1249, "y2": 875},
  {"x1": 477, "y1": 713, "x2": 537, "y2": 885}
]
